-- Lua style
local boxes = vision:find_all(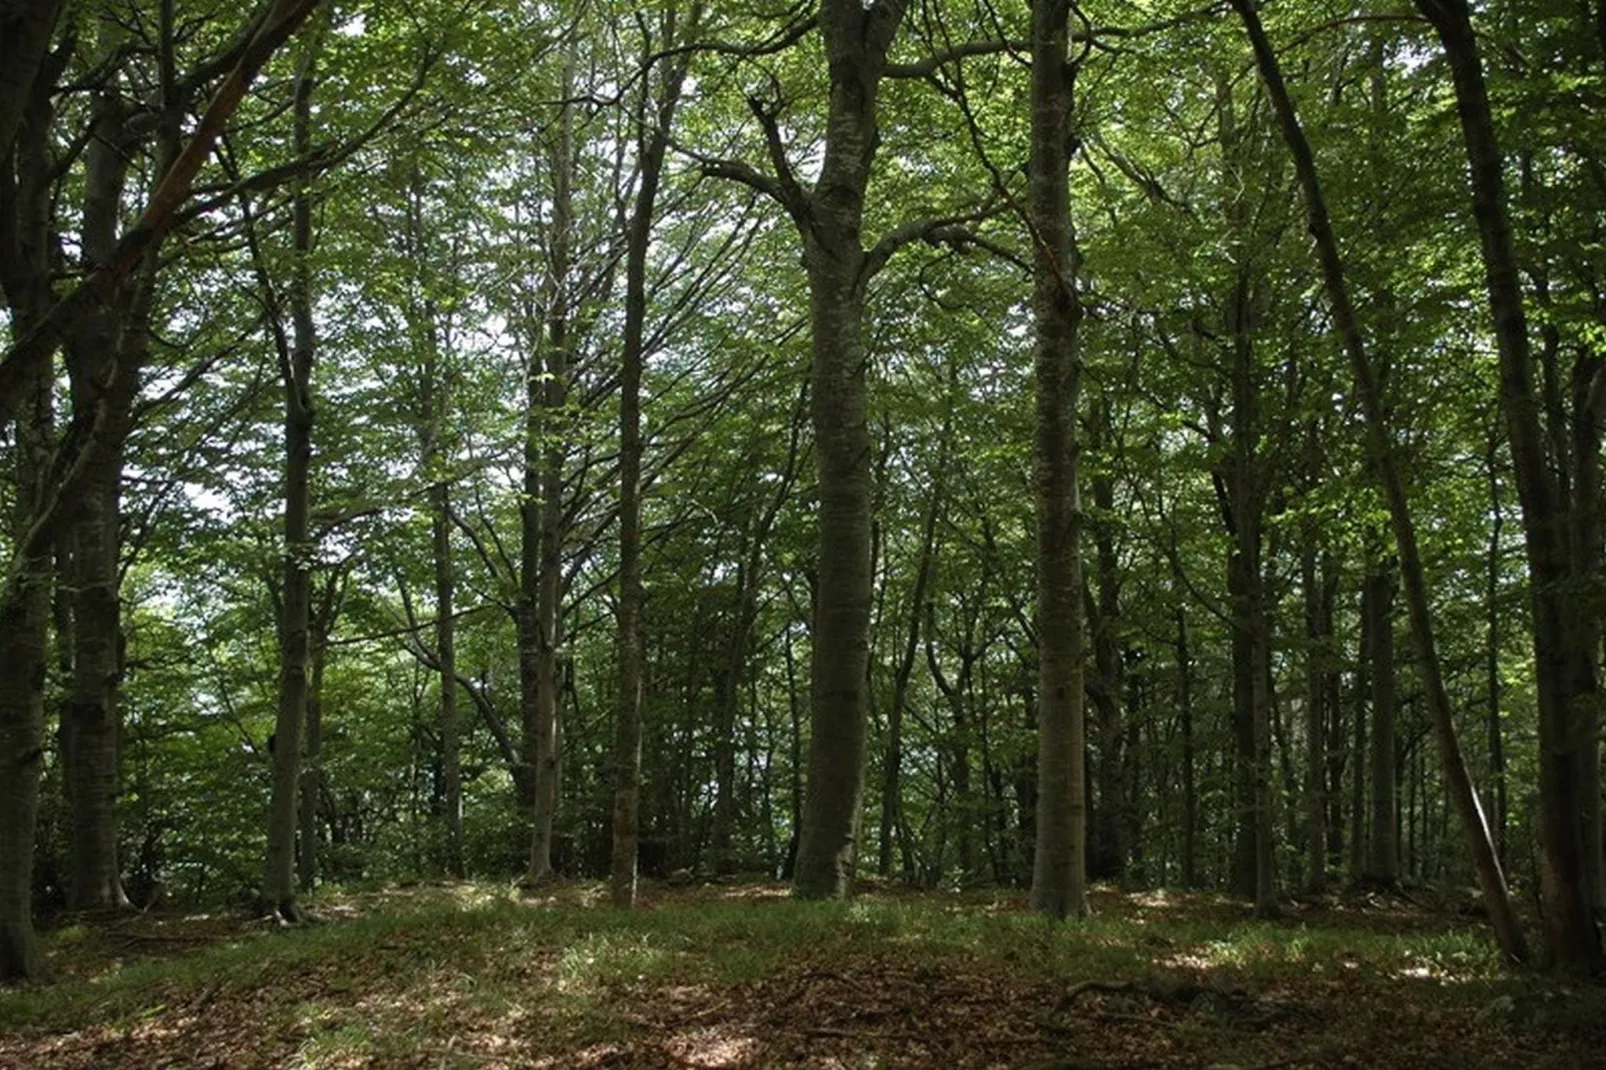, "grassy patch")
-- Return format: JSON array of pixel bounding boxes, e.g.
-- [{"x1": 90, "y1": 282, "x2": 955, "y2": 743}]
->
[{"x1": 1, "y1": 882, "x2": 1597, "y2": 1069}]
